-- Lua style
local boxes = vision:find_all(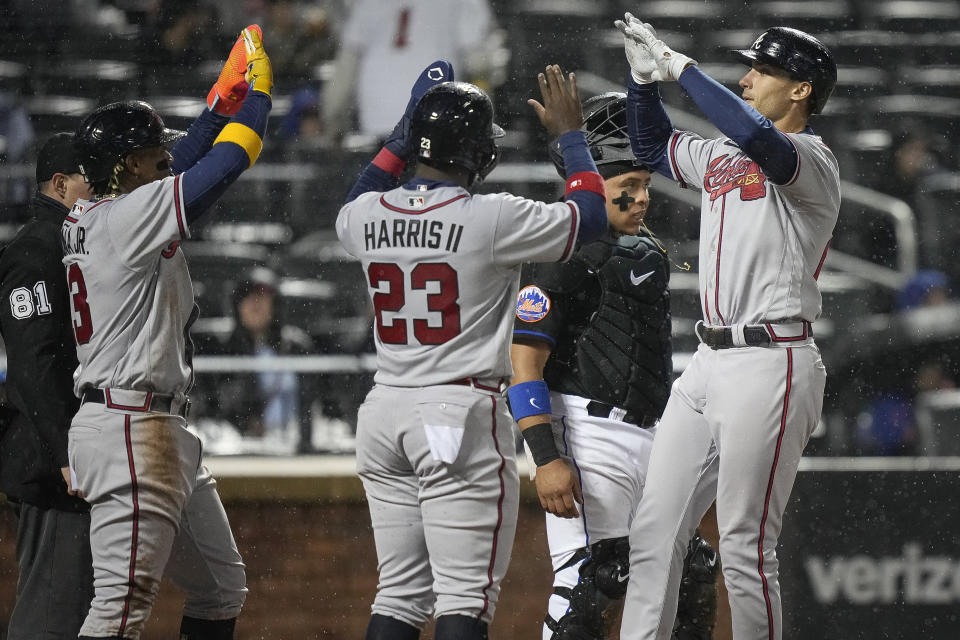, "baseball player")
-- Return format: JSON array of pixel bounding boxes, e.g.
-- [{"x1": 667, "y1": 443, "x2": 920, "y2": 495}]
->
[
  {"x1": 0, "y1": 132, "x2": 94, "y2": 639},
  {"x1": 337, "y1": 62, "x2": 609, "y2": 640},
  {"x1": 510, "y1": 93, "x2": 718, "y2": 640},
  {"x1": 62, "y1": 26, "x2": 273, "y2": 639},
  {"x1": 614, "y1": 16, "x2": 840, "y2": 640}
]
